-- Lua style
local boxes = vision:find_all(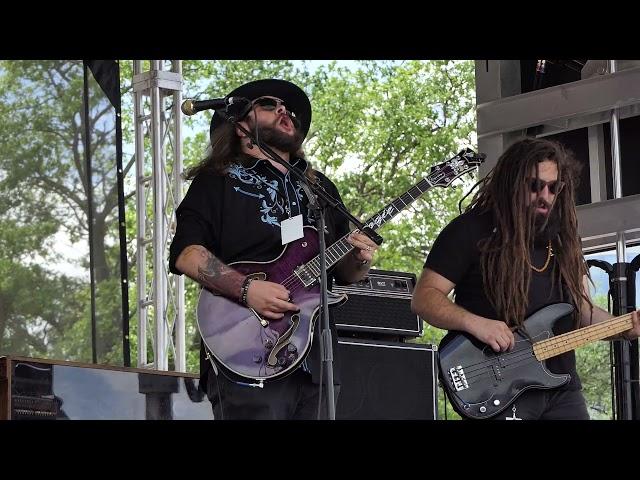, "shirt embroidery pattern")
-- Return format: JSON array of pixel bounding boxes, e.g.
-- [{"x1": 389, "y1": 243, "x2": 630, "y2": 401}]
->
[{"x1": 228, "y1": 163, "x2": 301, "y2": 227}]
